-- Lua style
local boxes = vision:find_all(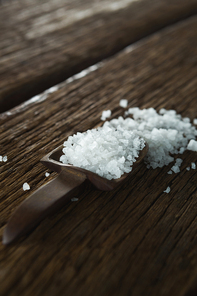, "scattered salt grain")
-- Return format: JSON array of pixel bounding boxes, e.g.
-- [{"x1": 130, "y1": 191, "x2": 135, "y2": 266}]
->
[
  {"x1": 23, "y1": 182, "x2": 30, "y2": 191},
  {"x1": 71, "y1": 197, "x2": 79, "y2": 202},
  {"x1": 191, "y1": 162, "x2": 196, "y2": 170},
  {"x1": 45, "y1": 172, "x2": 50, "y2": 177},
  {"x1": 3, "y1": 156, "x2": 7, "y2": 162},
  {"x1": 60, "y1": 124, "x2": 145, "y2": 180},
  {"x1": 170, "y1": 158, "x2": 183, "y2": 174},
  {"x1": 193, "y1": 119, "x2": 197, "y2": 125},
  {"x1": 164, "y1": 186, "x2": 171, "y2": 193},
  {"x1": 179, "y1": 147, "x2": 185, "y2": 154},
  {"x1": 171, "y1": 166, "x2": 180, "y2": 173},
  {"x1": 0, "y1": 155, "x2": 7, "y2": 162},
  {"x1": 186, "y1": 167, "x2": 190, "y2": 171},
  {"x1": 187, "y1": 139, "x2": 197, "y2": 152},
  {"x1": 119, "y1": 99, "x2": 128, "y2": 108},
  {"x1": 167, "y1": 170, "x2": 172, "y2": 174},
  {"x1": 101, "y1": 110, "x2": 111, "y2": 121}
]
